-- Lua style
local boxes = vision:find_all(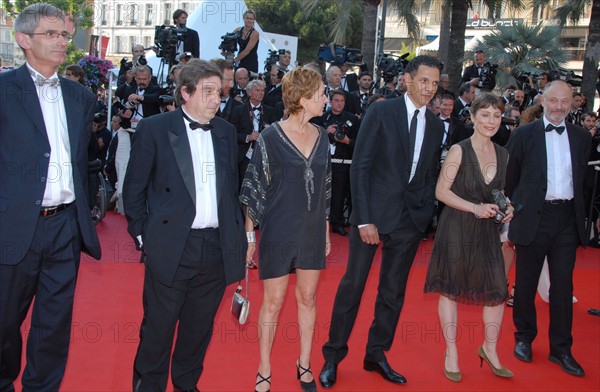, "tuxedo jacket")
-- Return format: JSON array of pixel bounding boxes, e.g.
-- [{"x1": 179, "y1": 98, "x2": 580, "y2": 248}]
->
[
  {"x1": 343, "y1": 73, "x2": 358, "y2": 92},
  {"x1": 452, "y1": 97, "x2": 467, "y2": 119},
  {"x1": 350, "y1": 97, "x2": 444, "y2": 234},
  {"x1": 263, "y1": 84, "x2": 282, "y2": 108},
  {"x1": 122, "y1": 83, "x2": 163, "y2": 118},
  {"x1": 231, "y1": 102, "x2": 277, "y2": 163},
  {"x1": 505, "y1": 119, "x2": 591, "y2": 246},
  {"x1": 0, "y1": 65, "x2": 101, "y2": 264},
  {"x1": 216, "y1": 96, "x2": 243, "y2": 123},
  {"x1": 123, "y1": 108, "x2": 246, "y2": 286},
  {"x1": 460, "y1": 64, "x2": 496, "y2": 90}
]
